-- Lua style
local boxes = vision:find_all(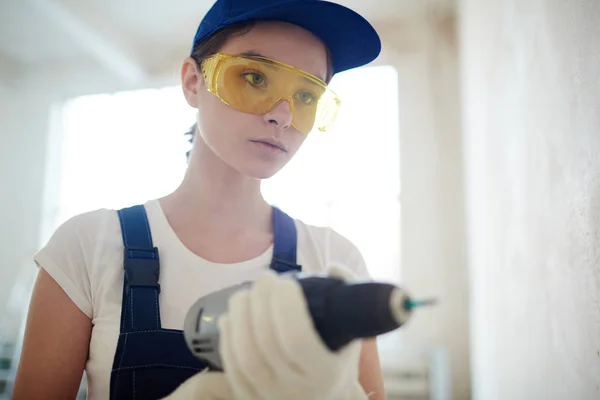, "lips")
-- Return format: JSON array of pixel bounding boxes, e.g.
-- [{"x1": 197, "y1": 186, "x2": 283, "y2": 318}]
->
[{"x1": 250, "y1": 139, "x2": 287, "y2": 152}]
